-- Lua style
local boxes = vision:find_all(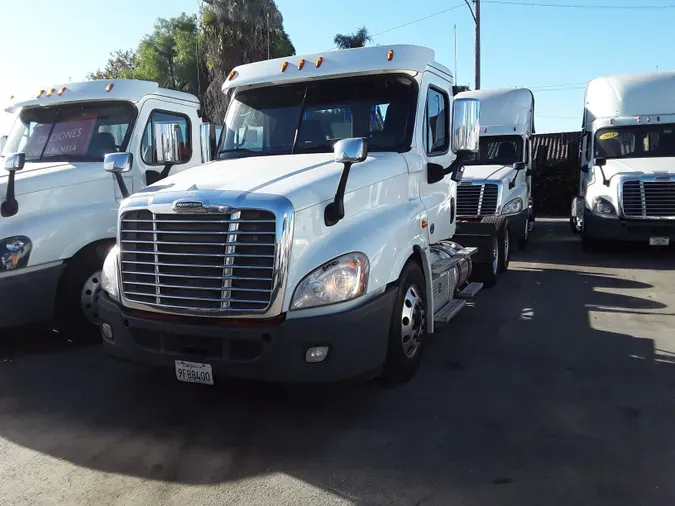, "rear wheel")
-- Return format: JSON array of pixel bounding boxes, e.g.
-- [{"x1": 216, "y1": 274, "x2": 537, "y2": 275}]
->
[
  {"x1": 473, "y1": 235, "x2": 499, "y2": 288},
  {"x1": 519, "y1": 215, "x2": 529, "y2": 249},
  {"x1": 382, "y1": 262, "x2": 427, "y2": 386}
]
